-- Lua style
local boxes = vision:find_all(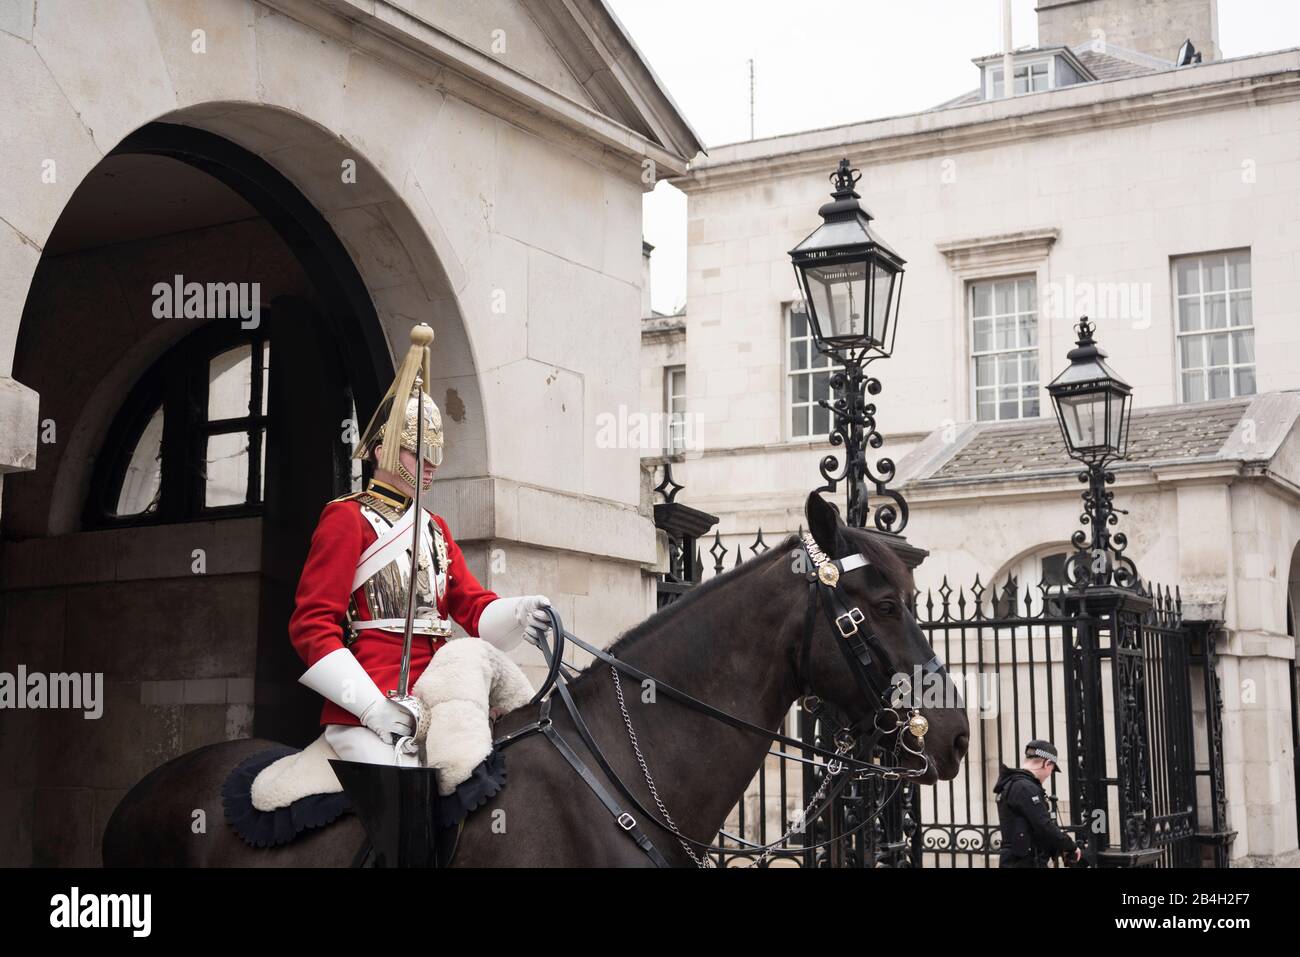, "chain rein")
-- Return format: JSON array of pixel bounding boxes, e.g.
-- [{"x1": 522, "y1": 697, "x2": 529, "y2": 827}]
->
[{"x1": 610, "y1": 665, "x2": 713, "y2": 868}]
